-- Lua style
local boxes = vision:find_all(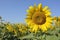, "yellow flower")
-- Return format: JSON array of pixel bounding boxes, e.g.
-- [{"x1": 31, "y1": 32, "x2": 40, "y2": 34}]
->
[
  {"x1": 15, "y1": 23, "x2": 27, "y2": 33},
  {"x1": 15, "y1": 24, "x2": 21, "y2": 29},
  {"x1": 53, "y1": 16, "x2": 57, "y2": 21},
  {"x1": 6, "y1": 24, "x2": 14, "y2": 32},
  {"x1": 53, "y1": 16, "x2": 60, "y2": 27},
  {"x1": 25, "y1": 3, "x2": 53, "y2": 32},
  {"x1": 58, "y1": 16, "x2": 60, "y2": 21},
  {"x1": 50, "y1": 26, "x2": 55, "y2": 30}
]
